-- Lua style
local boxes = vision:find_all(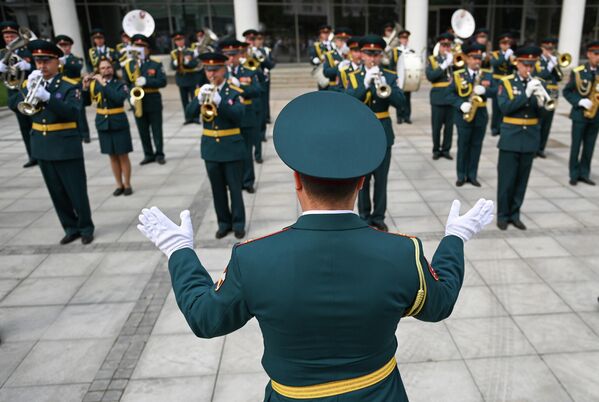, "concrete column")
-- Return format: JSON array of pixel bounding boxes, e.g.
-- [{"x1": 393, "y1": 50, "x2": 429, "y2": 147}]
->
[
  {"x1": 47, "y1": 0, "x2": 85, "y2": 61},
  {"x1": 233, "y1": 0, "x2": 259, "y2": 41},
  {"x1": 405, "y1": 0, "x2": 428, "y2": 60},
  {"x1": 558, "y1": 0, "x2": 586, "y2": 67}
]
